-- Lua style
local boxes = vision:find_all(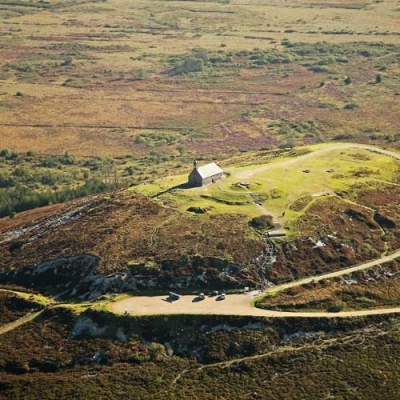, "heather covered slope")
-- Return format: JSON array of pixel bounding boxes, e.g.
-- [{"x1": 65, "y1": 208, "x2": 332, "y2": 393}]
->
[
  {"x1": 1, "y1": 144, "x2": 400, "y2": 297},
  {"x1": 0, "y1": 190, "x2": 261, "y2": 271},
  {"x1": 0, "y1": 190, "x2": 266, "y2": 296},
  {"x1": 1, "y1": 308, "x2": 400, "y2": 400}
]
